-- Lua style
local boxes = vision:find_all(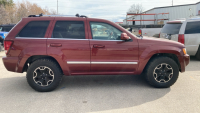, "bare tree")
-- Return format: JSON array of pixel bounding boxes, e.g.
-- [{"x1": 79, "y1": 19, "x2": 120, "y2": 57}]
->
[
  {"x1": 128, "y1": 4, "x2": 144, "y2": 14},
  {"x1": 0, "y1": 0, "x2": 57, "y2": 24}
]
